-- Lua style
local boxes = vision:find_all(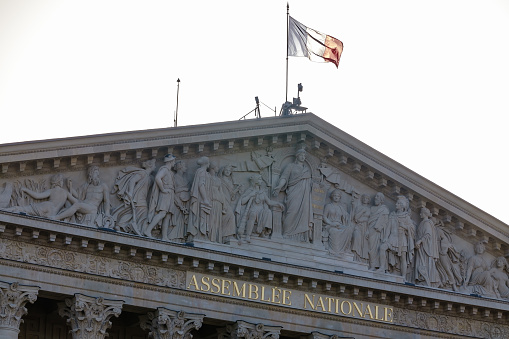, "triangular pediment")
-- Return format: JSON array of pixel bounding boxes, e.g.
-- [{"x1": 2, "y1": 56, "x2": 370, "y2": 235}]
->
[{"x1": 1, "y1": 113, "x2": 508, "y2": 301}]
